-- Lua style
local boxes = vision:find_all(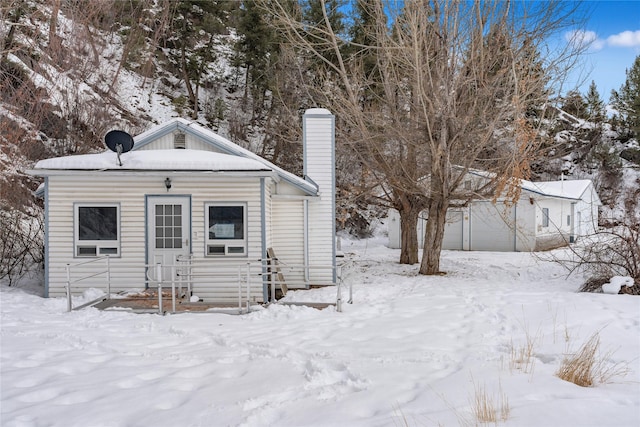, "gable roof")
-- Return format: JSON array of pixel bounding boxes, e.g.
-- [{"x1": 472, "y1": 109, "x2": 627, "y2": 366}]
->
[
  {"x1": 34, "y1": 149, "x2": 271, "y2": 172},
  {"x1": 465, "y1": 169, "x2": 600, "y2": 203},
  {"x1": 31, "y1": 118, "x2": 318, "y2": 196},
  {"x1": 133, "y1": 118, "x2": 317, "y2": 195},
  {"x1": 521, "y1": 179, "x2": 599, "y2": 203}
]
